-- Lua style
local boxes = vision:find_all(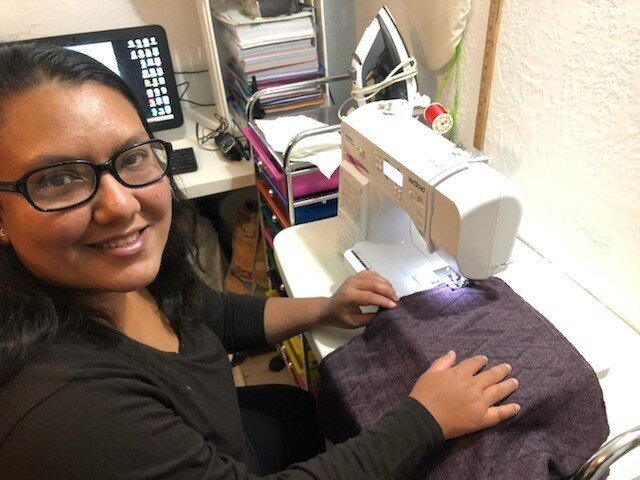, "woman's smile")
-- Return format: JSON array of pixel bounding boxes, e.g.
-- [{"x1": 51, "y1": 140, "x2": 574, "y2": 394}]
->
[{"x1": 87, "y1": 225, "x2": 149, "y2": 255}]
